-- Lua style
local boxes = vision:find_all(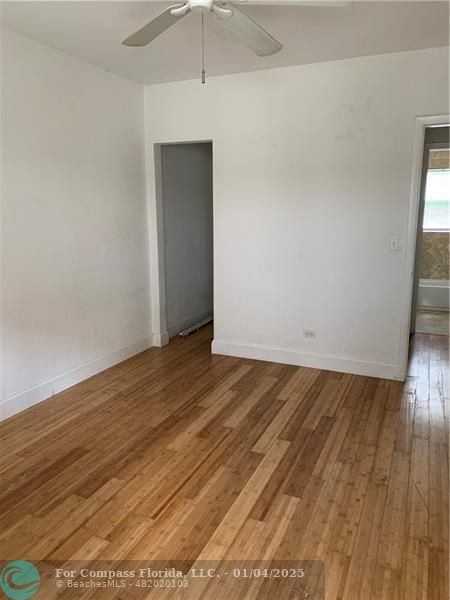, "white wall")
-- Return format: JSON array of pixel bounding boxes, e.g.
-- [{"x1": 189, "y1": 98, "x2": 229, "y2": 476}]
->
[
  {"x1": 1, "y1": 30, "x2": 151, "y2": 419},
  {"x1": 144, "y1": 46, "x2": 449, "y2": 380},
  {"x1": 161, "y1": 143, "x2": 213, "y2": 337}
]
